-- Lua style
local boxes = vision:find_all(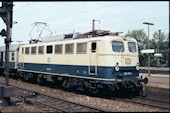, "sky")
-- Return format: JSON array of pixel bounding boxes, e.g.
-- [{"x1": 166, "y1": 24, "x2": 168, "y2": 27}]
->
[{"x1": 0, "y1": 1, "x2": 169, "y2": 45}]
